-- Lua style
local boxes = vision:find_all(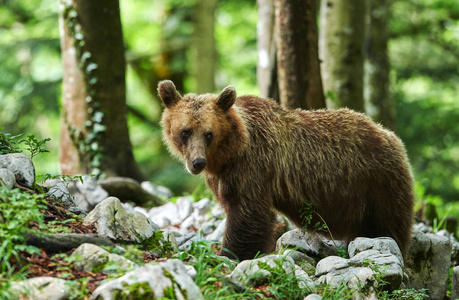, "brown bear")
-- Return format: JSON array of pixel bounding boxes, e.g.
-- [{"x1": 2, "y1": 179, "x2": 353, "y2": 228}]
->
[{"x1": 158, "y1": 80, "x2": 414, "y2": 261}]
